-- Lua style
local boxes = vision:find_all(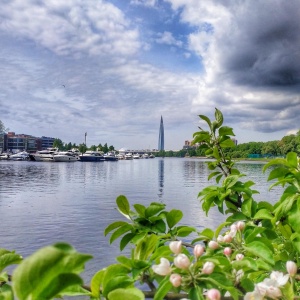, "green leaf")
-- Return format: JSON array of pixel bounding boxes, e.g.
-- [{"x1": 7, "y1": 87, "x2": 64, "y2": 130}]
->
[
  {"x1": 218, "y1": 126, "x2": 235, "y2": 136},
  {"x1": 90, "y1": 269, "x2": 105, "y2": 298},
  {"x1": 0, "y1": 250, "x2": 22, "y2": 273},
  {"x1": 103, "y1": 276, "x2": 133, "y2": 297},
  {"x1": 145, "y1": 203, "x2": 165, "y2": 218},
  {"x1": 176, "y1": 226, "x2": 196, "y2": 237},
  {"x1": 0, "y1": 283, "x2": 14, "y2": 300},
  {"x1": 40, "y1": 273, "x2": 84, "y2": 299},
  {"x1": 134, "y1": 234, "x2": 158, "y2": 260},
  {"x1": 243, "y1": 241, "x2": 274, "y2": 265},
  {"x1": 232, "y1": 257, "x2": 258, "y2": 271},
  {"x1": 286, "y1": 152, "x2": 298, "y2": 168},
  {"x1": 101, "y1": 264, "x2": 130, "y2": 297},
  {"x1": 13, "y1": 243, "x2": 92, "y2": 300},
  {"x1": 268, "y1": 167, "x2": 289, "y2": 181},
  {"x1": 241, "y1": 198, "x2": 252, "y2": 218},
  {"x1": 199, "y1": 228, "x2": 214, "y2": 240},
  {"x1": 134, "y1": 204, "x2": 146, "y2": 217},
  {"x1": 224, "y1": 175, "x2": 240, "y2": 189},
  {"x1": 220, "y1": 138, "x2": 235, "y2": 148},
  {"x1": 288, "y1": 202, "x2": 300, "y2": 234},
  {"x1": 215, "y1": 108, "x2": 223, "y2": 127},
  {"x1": 166, "y1": 209, "x2": 183, "y2": 228},
  {"x1": 253, "y1": 209, "x2": 273, "y2": 220},
  {"x1": 108, "y1": 287, "x2": 145, "y2": 300},
  {"x1": 199, "y1": 114, "x2": 212, "y2": 127},
  {"x1": 151, "y1": 246, "x2": 172, "y2": 261},
  {"x1": 110, "y1": 224, "x2": 133, "y2": 244},
  {"x1": 120, "y1": 232, "x2": 136, "y2": 251},
  {"x1": 240, "y1": 278, "x2": 255, "y2": 293},
  {"x1": 104, "y1": 221, "x2": 129, "y2": 236},
  {"x1": 193, "y1": 131, "x2": 210, "y2": 143},
  {"x1": 57, "y1": 284, "x2": 91, "y2": 297},
  {"x1": 189, "y1": 286, "x2": 204, "y2": 300},
  {"x1": 153, "y1": 275, "x2": 173, "y2": 300},
  {"x1": 263, "y1": 158, "x2": 290, "y2": 173},
  {"x1": 116, "y1": 195, "x2": 131, "y2": 219},
  {"x1": 208, "y1": 171, "x2": 221, "y2": 181}
]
